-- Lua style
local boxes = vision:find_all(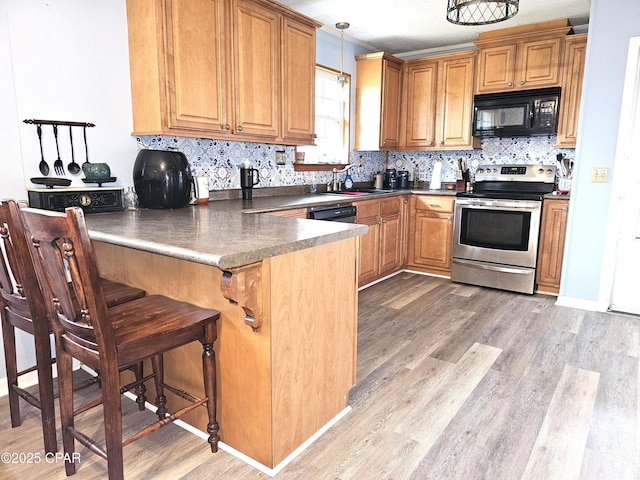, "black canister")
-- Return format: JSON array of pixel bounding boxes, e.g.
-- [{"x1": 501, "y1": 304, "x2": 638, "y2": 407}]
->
[
  {"x1": 398, "y1": 170, "x2": 409, "y2": 189},
  {"x1": 133, "y1": 149, "x2": 193, "y2": 209}
]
